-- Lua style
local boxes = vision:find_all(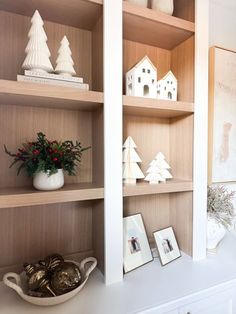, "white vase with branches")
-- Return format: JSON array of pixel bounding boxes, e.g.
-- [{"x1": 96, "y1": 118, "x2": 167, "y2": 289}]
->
[{"x1": 207, "y1": 185, "x2": 235, "y2": 253}]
